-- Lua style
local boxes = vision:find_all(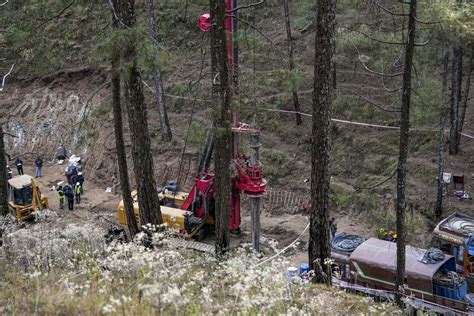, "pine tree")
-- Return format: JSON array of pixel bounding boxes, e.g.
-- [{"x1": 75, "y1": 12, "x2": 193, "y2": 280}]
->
[
  {"x1": 308, "y1": 0, "x2": 335, "y2": 285},
  {"x1": 395, "y1": 0, "x2": 417, "y2": 307},
  {"x1": 210, "y1": 0, "x2": 232, "y2": 256},
  {"x1": 110, "y1": 0, "x2": 139, "y2": 237},
  {"x1": 122, "y1": 0, "x2": 162, "y2": 226}
]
